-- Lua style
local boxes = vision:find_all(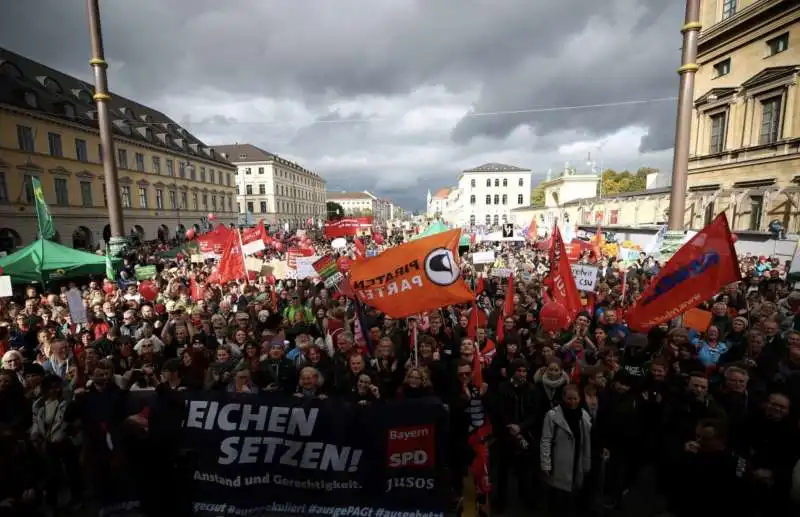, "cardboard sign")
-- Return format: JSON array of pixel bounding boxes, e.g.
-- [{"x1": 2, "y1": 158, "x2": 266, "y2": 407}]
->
[
  {"x1": 570, "y1": 264, "x2": 599, "y2": 292},
  {"x1": 491, "y1": 268, "x2": 513, "y2": 278},
  {"x1": 0, "y1": 276, "x2": 12, "y2": 298},
  {"x1": 66, "y1": 287, "x2": 88, "y2": 323},
  {"x1": 295, "y1": 257, "x2": 319, "y2": 279},
  {"x1": 245, "y1": 257, "x2": 264, "y2": 272},
  {"x1": 190, "y1": 254, "x2": 205, "y2": 264},
  {"x1": 502, "y1": 224, "x2": 514, "y2": 238}
]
